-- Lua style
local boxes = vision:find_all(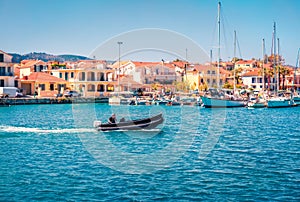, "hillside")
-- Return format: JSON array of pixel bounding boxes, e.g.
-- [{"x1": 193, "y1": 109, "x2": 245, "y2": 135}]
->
[{"x1": 9, "y1": 52, "x2": 91, "y2": 63}]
